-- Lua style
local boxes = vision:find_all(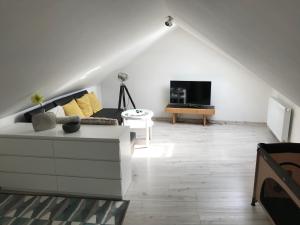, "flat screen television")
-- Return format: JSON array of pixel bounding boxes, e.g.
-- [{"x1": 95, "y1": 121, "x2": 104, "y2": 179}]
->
[{"x1": 170, "y1": 81, "x2": 211, "y2": 106}]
